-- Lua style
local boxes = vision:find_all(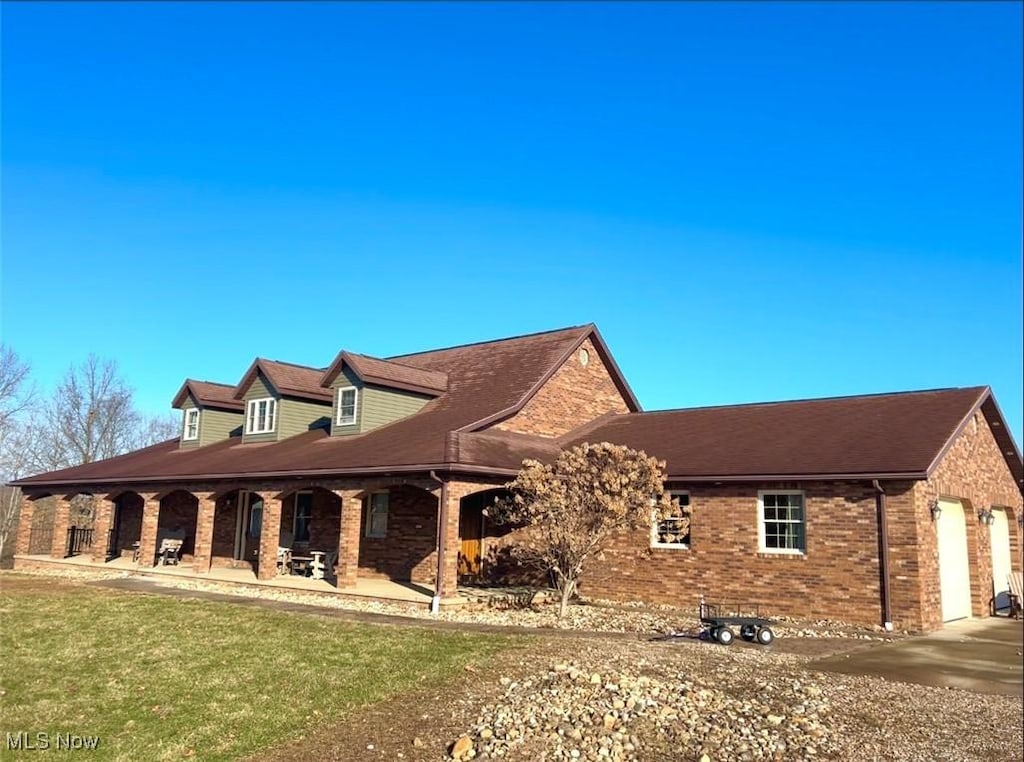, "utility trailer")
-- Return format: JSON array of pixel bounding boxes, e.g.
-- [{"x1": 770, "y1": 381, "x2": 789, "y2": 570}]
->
[{"x1": 699, "y1": 598, "x2": 776, "y2": 646}]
